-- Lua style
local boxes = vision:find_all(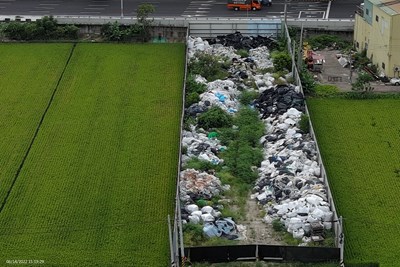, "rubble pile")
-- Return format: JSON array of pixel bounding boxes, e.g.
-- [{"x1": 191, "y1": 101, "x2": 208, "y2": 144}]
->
[
  {"x1": 207, "y1": 32, "x2": 278, "y2": 51},
  {"x1": 187, "y1": 36, "x2": 239, "y2": 60},
  {"x1": 251, "y1": 86, "x2": 332, "y2": 240},
  {"x1": 180, "y1": 169, "x2": 225, "y2": 203},
  {"x1": 181, "y1": 128, "x2": 226, "y2": 165},
  {"x1": 198, "y1": 79, "x2": 240, "y2": 114}
]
